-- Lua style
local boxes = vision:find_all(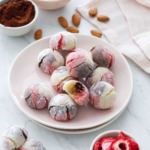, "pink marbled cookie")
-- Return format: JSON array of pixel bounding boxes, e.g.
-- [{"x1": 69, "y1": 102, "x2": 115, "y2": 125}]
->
[
  {"x1": 90, "y1": 81, "x2": 116, "y2": 109},
  {"x1": 37, "y1": 48, "x2": 64, "y2": 74},
  {"x1": 19, "y1": 139, "x2": 46, "y2": 150},
  {"x1": 90, "y1": 45, "x2": 115, "y2": 68},
  {"x1": 86, "y1": 67, "x2": 114, "y2": 88},
  {"x1": 24, "y1": 83, "x2": 52, "y2": 109},
  {"x1": 48, "y1": 94, "x2": 77, "y2": 121},
  {"x1": 2, "y1": 126, "x2": 28, "y2": 149},
  {"x1": 51, "y1": 66, "x2": 77, "y2": 93},
  {"x1": 49, "y1": 32, "x2": 77, "y2": 51},
  {"x1": 66, "y1": 51, "x2": 94, "y2": 78}
]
